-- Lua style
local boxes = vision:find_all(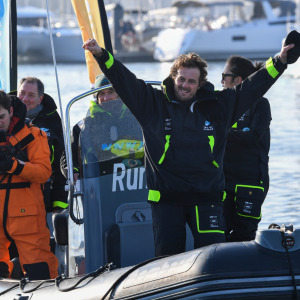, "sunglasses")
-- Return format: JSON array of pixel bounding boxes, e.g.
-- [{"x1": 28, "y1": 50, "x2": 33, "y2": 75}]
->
[{"x1": 221, "y1": 73, "x2": 237, "y2": 81}]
